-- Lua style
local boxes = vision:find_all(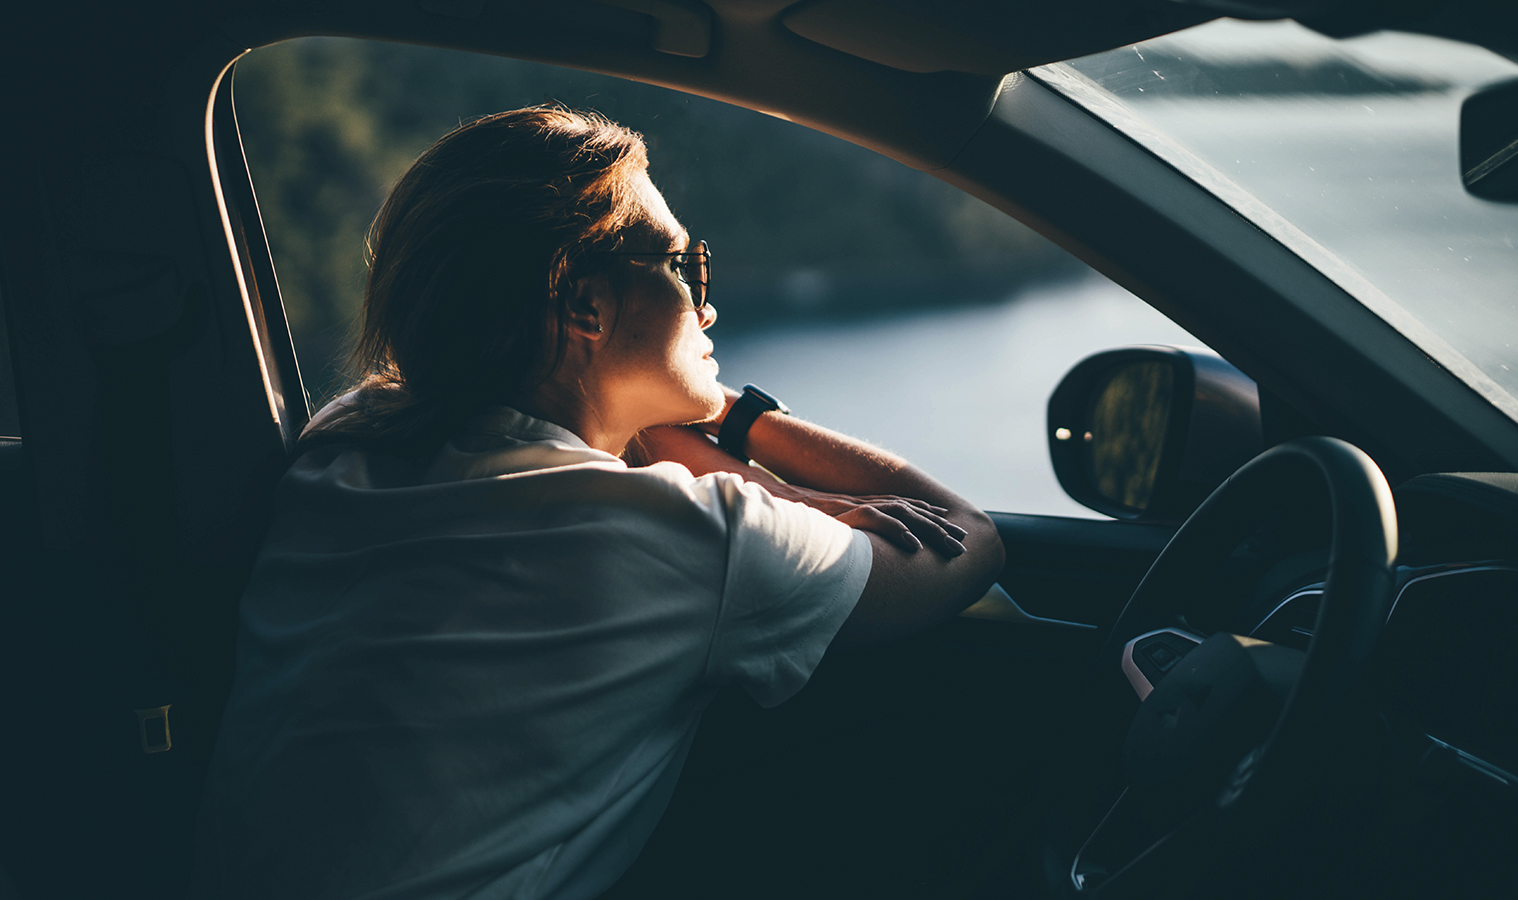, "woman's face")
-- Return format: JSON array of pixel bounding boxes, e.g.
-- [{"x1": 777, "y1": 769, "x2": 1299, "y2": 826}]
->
[{"x1": 594, "y1": 172, "x2": 723, "y2": 431}]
